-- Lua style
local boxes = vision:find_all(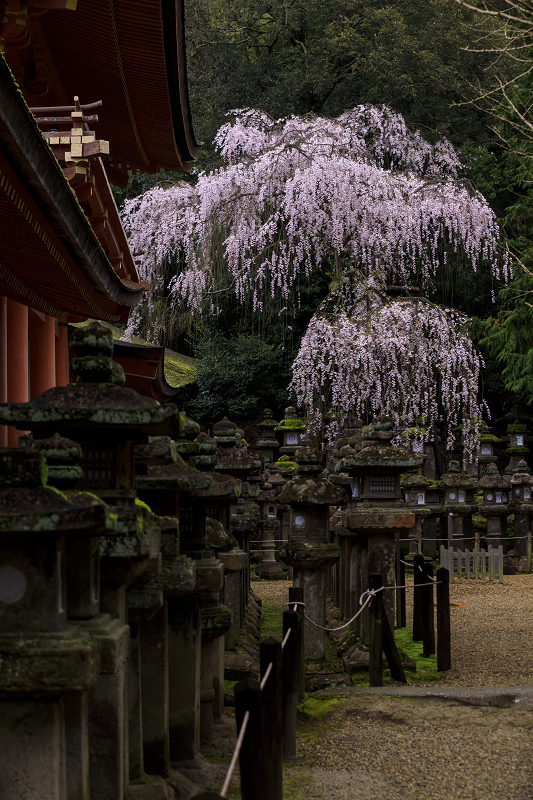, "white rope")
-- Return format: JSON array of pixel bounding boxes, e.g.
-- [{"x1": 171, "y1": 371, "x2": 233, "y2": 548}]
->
[
  {"x1": 260, "y1": 661, "x2": 273, "y2": 689},
  {"x1": 281, "y1": 628, "x2": 291, "y2": 649},
  {"x1": 221, "y1": 710, "x2": 249, "y2": 797},
  {"x1": 288, "y1": 592, "x2": 375, "y2": 632},
  {"x1": 287, "y1": 580, "x2": 443, "y2": 632}
]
